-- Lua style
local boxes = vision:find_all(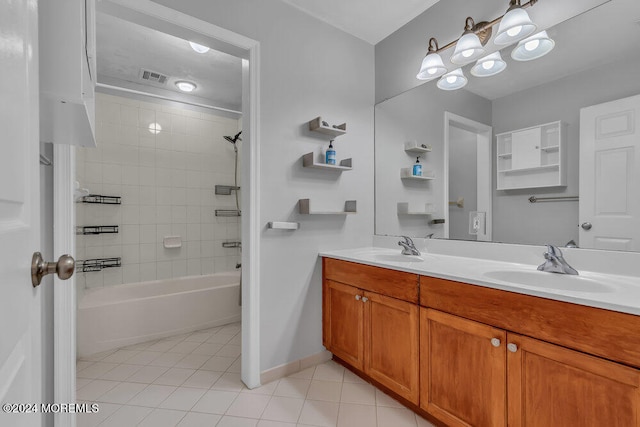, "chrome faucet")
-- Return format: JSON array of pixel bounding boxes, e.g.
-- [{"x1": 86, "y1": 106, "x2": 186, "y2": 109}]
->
[
  {"x1": 398, "y1": 236, "x2": 421, "y2": 256},
  {"x1": 537, "y1": 244, "x2": 578, "y2": 275}
]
